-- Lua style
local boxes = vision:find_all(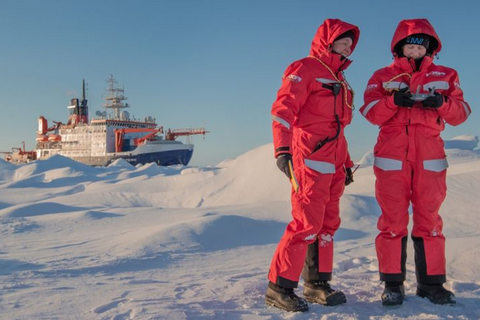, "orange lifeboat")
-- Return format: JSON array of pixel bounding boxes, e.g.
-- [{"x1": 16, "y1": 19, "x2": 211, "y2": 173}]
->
[
  {"x1": 48, "y1": 134, "x2": 62, "y2": 142},
  {"x1": 36, "y1": 134, "x2": 49, "y2": 142}
]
